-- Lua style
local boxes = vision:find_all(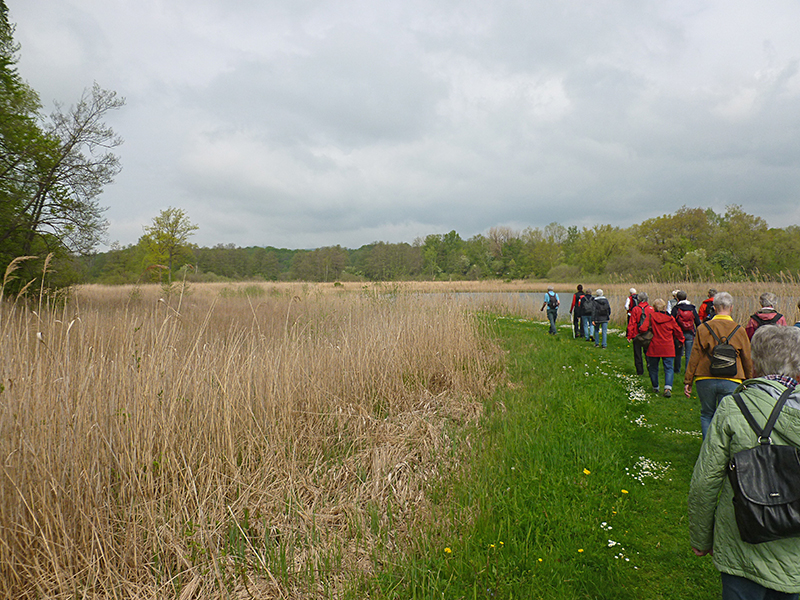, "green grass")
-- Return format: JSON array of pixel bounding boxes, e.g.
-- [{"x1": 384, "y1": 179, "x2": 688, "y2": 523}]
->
[{"x1": 362, "y1": 316, "x2": 719, "y2": 599}]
